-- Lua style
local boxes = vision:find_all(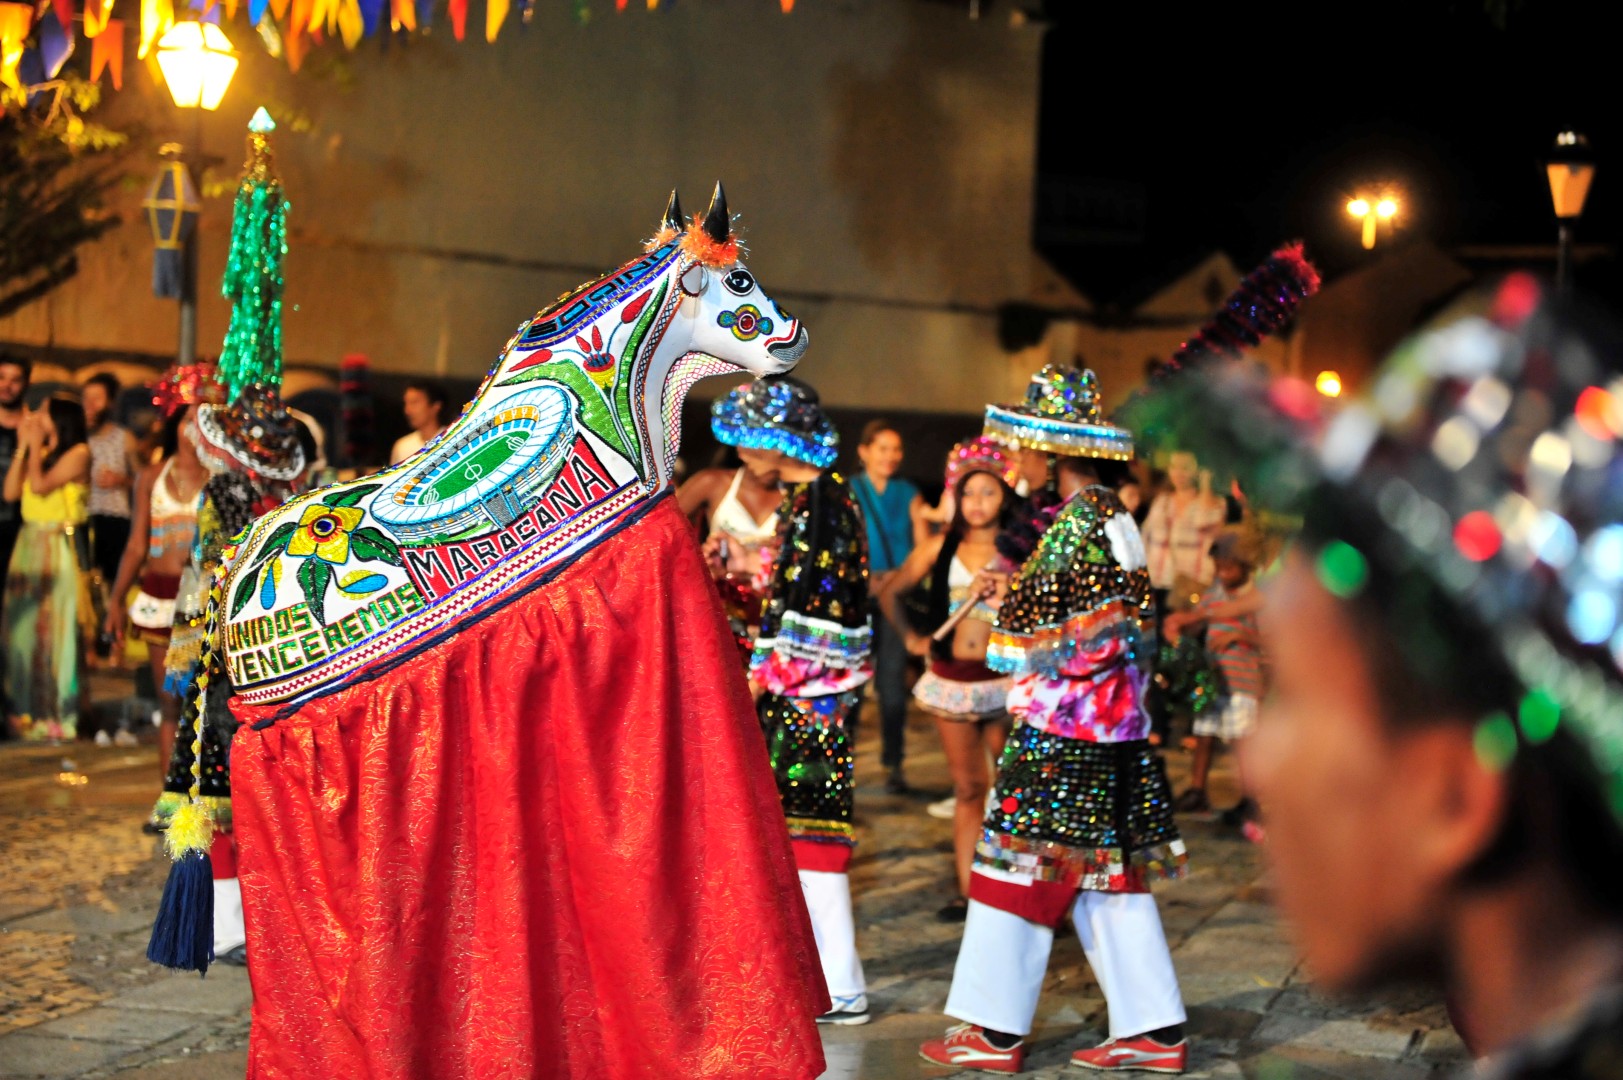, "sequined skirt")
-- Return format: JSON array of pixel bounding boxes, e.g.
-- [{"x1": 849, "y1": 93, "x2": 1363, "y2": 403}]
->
[
  {"x1": 913, "y1": 667, "x2": 1011, "y2": 721},
  {"x1": 759, "y1": 690, "x2": 858, "y2": 872},
  {"x1": 976, "y1": 725, "x2": 1185, "y2": 897}
]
